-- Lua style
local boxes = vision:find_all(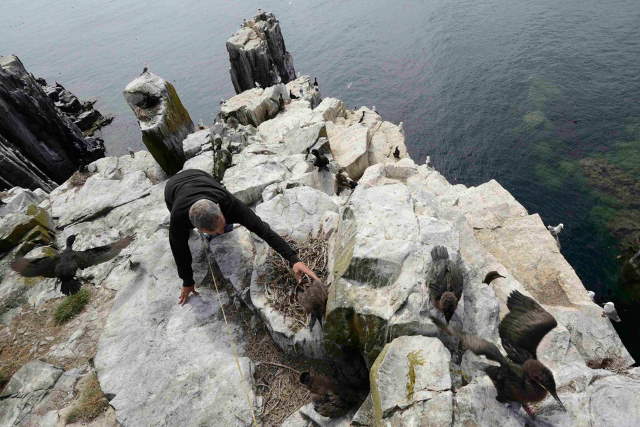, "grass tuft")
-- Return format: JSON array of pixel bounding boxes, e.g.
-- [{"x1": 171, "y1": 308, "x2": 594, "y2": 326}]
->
[
  {"x1": 54, "y1": 288, "x2": 90, "y2": 325},
  {"x1": 66, "y1": 372, "x2": 109, "y2": 423}
]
